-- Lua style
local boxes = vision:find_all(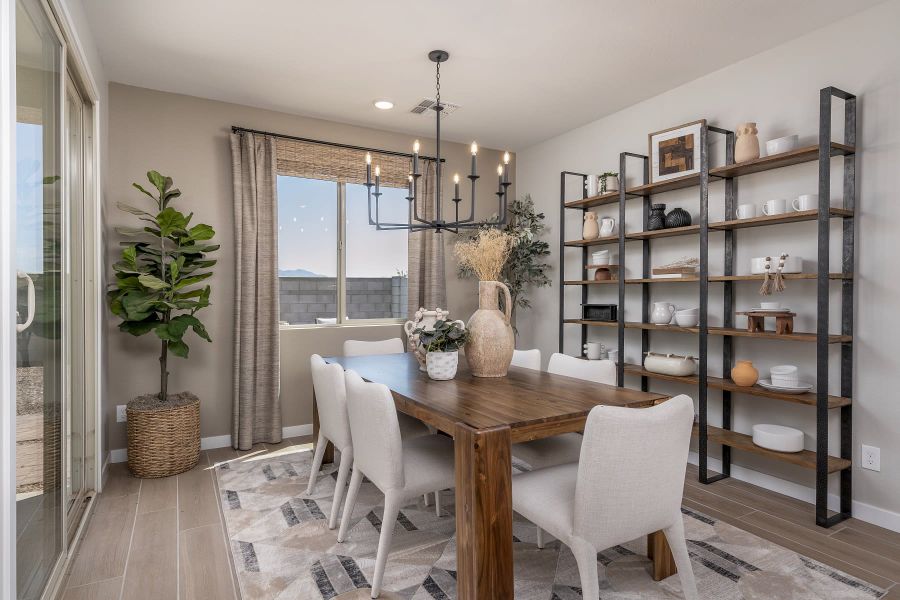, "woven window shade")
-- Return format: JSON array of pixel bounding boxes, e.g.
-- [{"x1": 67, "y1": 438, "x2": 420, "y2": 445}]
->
[{"x1": 276, "y1": 137, "x2": 415, "y2": 188}]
